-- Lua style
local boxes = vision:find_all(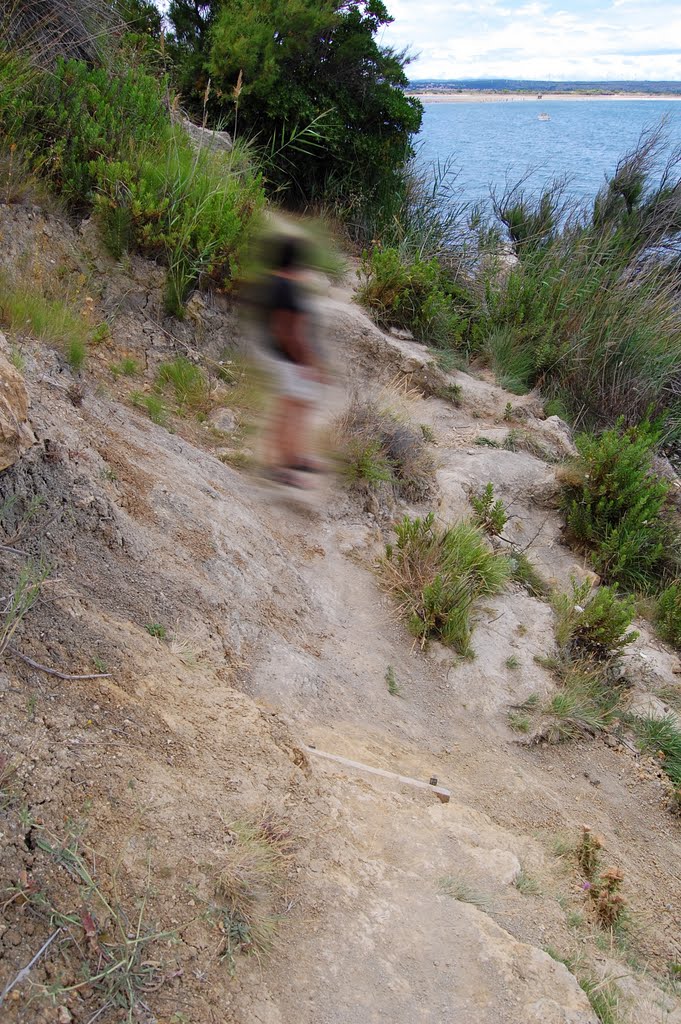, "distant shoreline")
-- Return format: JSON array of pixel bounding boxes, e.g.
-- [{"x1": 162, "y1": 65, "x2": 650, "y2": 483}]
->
[{"x1": 410, "y1": 91, "x2": 681, "y2": 103}]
